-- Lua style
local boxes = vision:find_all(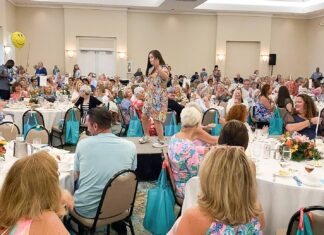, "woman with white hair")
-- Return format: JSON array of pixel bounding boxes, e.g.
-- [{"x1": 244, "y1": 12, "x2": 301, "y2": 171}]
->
[
  {"x1": 168, "y1": 106, "x2": 210, "y2": 199},
  {"x1": 132, "y1": 86, "x2": 145, "y2": 119},
  {"x1": 74, "y1": 85, "x2": 102, "y2": 122},
  {"x1": 194, "y1": 85, "x2": 212, "y2": 112}
]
